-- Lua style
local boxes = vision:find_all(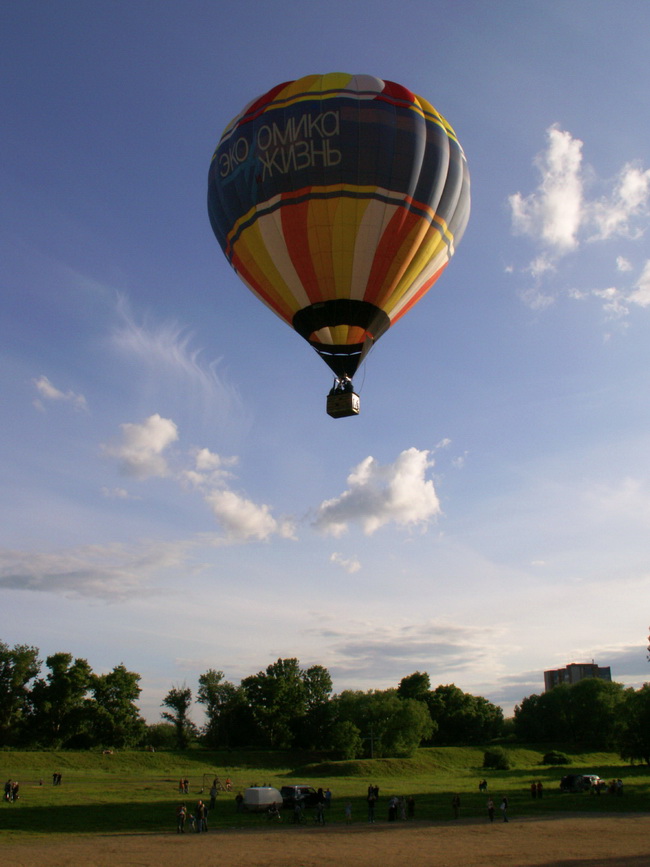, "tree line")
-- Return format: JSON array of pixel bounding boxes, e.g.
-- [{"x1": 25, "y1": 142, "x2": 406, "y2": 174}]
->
[
  {"x1": 513, "y1": 676, "x2": 650, "y2": 762},
  {"x1": 2, "y1": 639, "x2": 649, "y2": 762},
  {"x1": 0, "y1": 641, "x2": 502, "y2": 754}
]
